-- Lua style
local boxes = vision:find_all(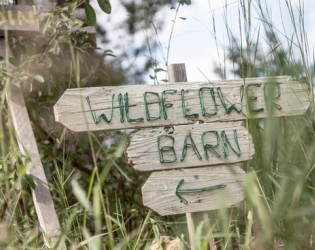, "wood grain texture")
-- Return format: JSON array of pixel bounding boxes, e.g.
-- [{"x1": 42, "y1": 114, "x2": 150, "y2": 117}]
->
[
  {"x1": 167, "y1": 64, "x2": 187, "y2": 82},
  {"x1": 6, "y1": 83, "x2": 62, "y2": 246},
  {"x1": 127, "y1": 122, "x2": 254, "y2": 171},
  {"x1": 142, "y1": 165, "x2": 245, "y2": 216},
  {"x1": 54, "y1": 76, "x2": 310, "y2": 132},
  {"x1": 185, "y1": 212, "x2": 195, "y2": 250}
]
